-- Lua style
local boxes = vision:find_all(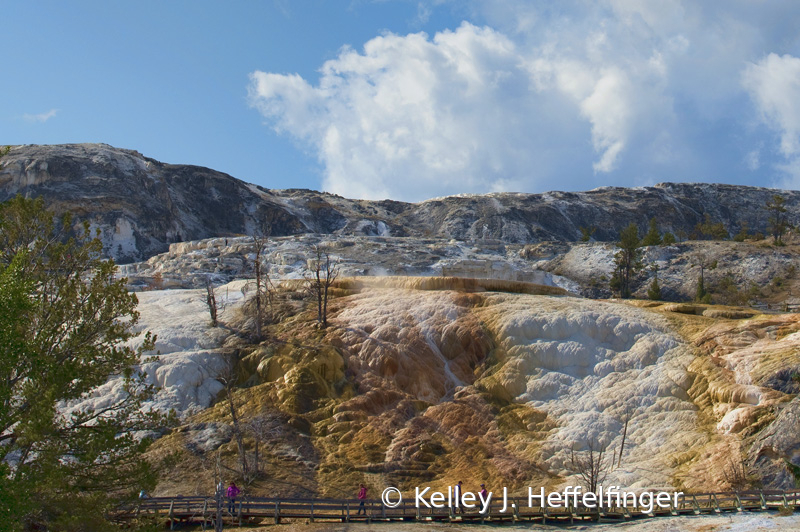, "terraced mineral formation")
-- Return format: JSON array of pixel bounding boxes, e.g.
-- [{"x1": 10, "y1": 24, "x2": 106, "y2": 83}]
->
[{"x1": 146, "y1": 278, "x2": 800, "y2": 498}]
